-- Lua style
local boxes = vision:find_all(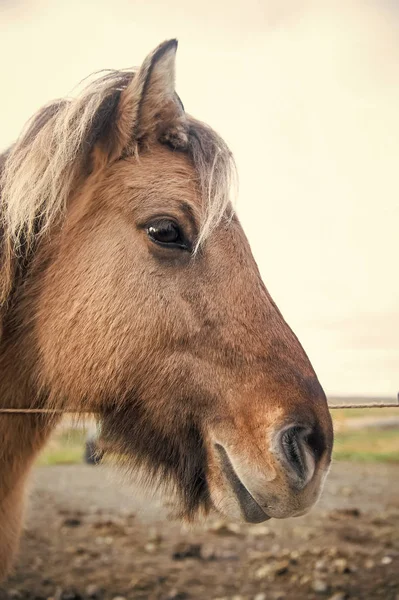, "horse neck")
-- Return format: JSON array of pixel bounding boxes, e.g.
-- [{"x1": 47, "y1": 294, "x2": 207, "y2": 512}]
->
[
  {"x1": 0, "y1": 346, "x2": 57, "y2": 482},
  {"x1": 0, "y1": 412, "x2": 58, "y2": 581},
  {"x1": 0, "y1": 334, "x2": 57, "y2": 512},
  {"x1": 0, "y1": 345, "x2": 58, "y2": 580},
  {"x1": 0, "y1": 149, "x2": 59, "y2": 581}
]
